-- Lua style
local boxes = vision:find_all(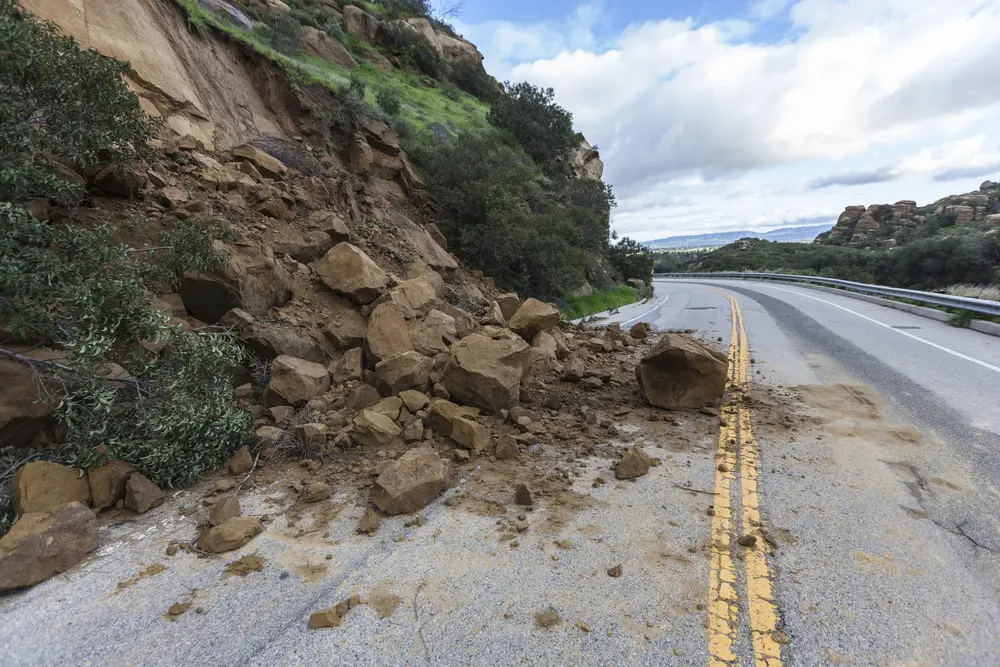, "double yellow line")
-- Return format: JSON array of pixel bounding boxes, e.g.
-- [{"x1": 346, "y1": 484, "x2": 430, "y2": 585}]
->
[{"x1": 706, "y1": 288, "x2": 784, "y2": 667}]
